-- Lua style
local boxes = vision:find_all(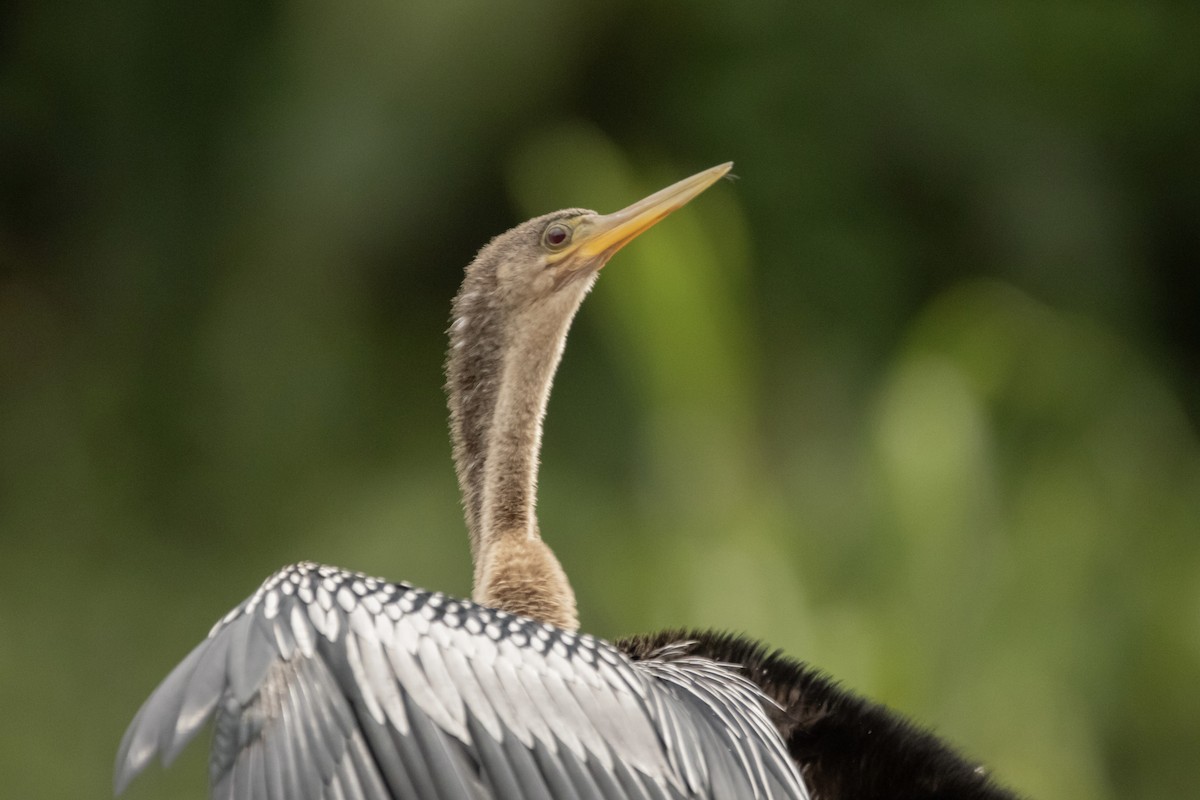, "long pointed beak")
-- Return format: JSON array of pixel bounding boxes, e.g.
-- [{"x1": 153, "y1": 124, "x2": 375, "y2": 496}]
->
[{"x1": 569, "y1": 162, "x2": 733, "y2": 264}]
